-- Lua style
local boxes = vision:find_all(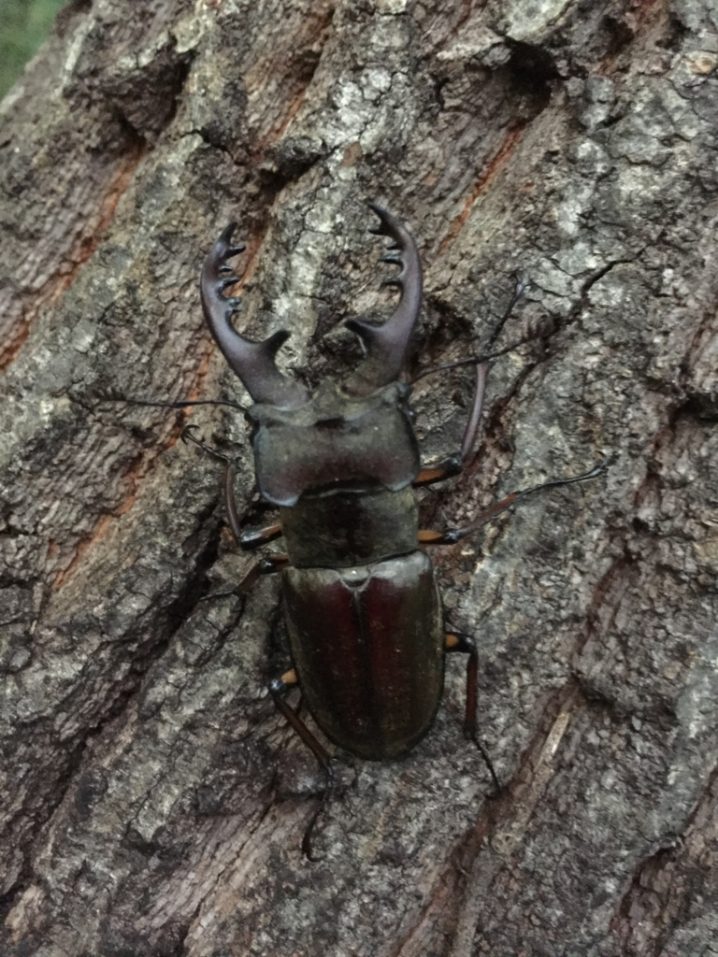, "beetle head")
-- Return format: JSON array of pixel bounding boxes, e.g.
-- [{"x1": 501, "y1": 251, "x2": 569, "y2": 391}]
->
[{"x1": 199, "y1": 204, "x2": 424, "y2": 504}]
